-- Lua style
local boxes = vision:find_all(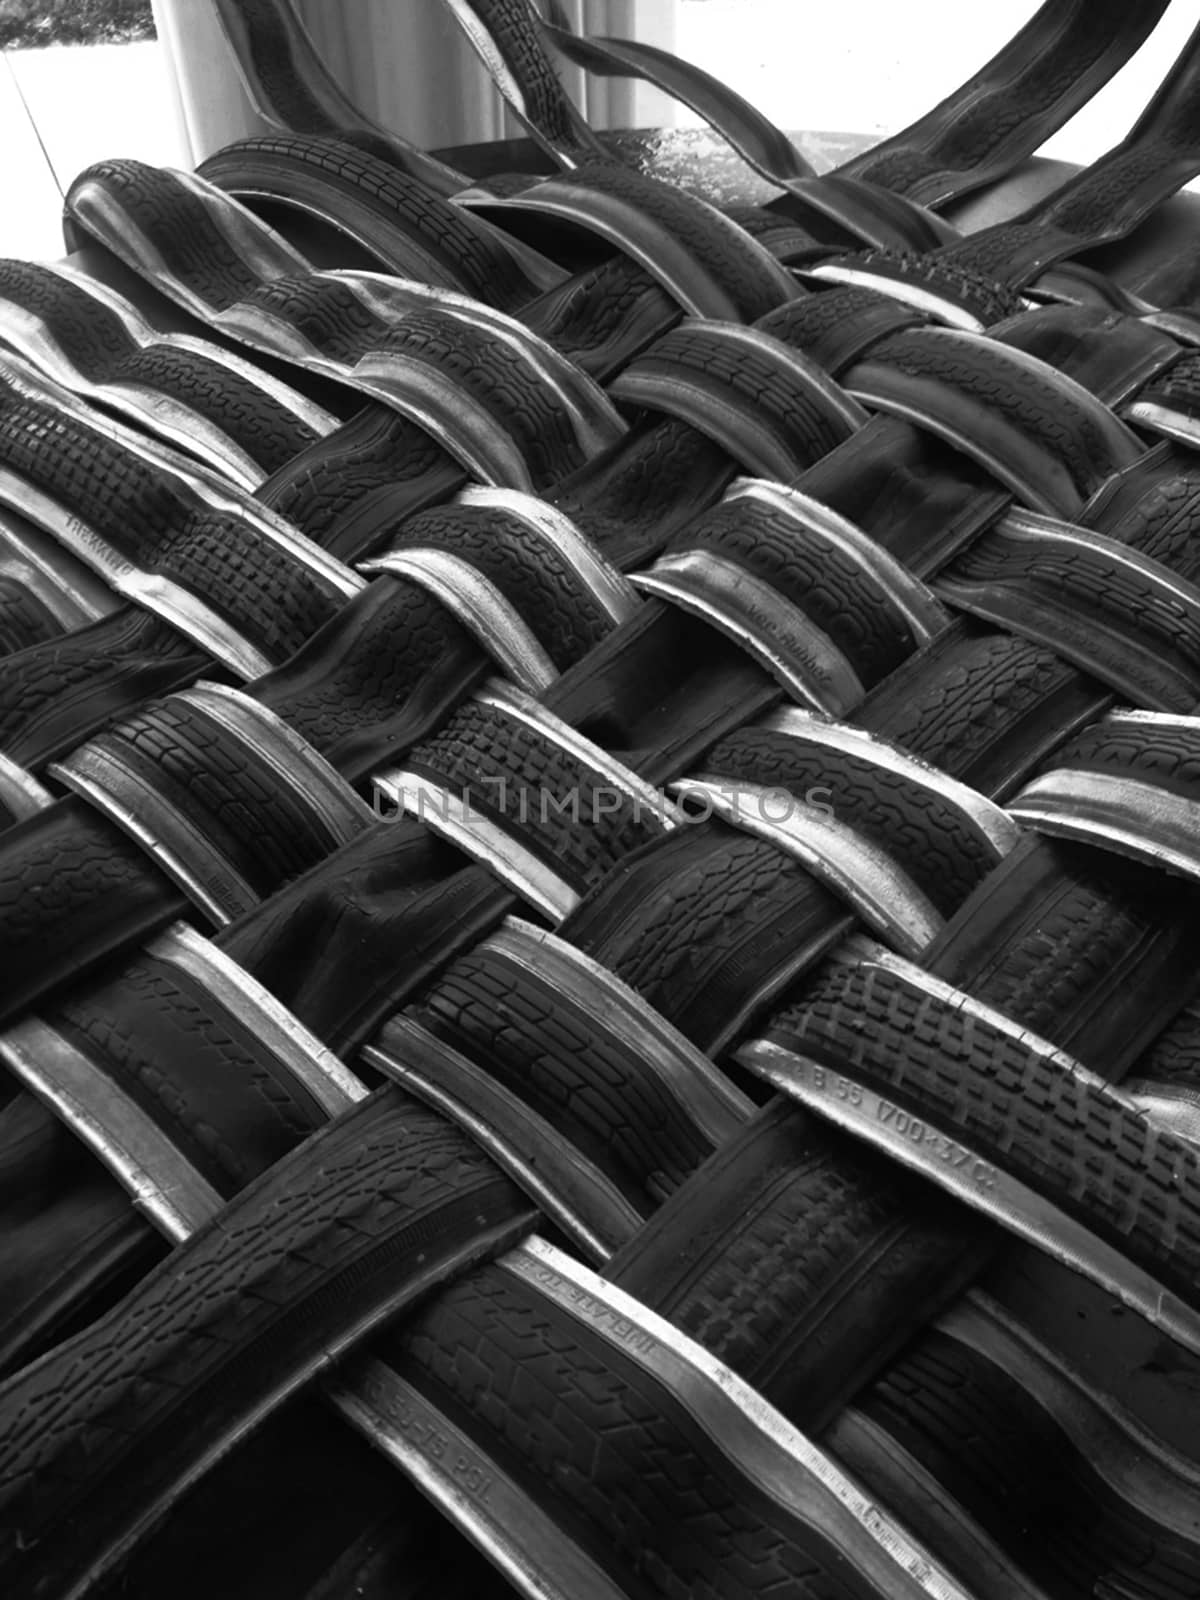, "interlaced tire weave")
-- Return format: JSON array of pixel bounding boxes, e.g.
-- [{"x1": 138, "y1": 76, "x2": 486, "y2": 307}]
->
[{"x1": 4, "y1": 4, "x2": 1200, "y2": 1599}]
